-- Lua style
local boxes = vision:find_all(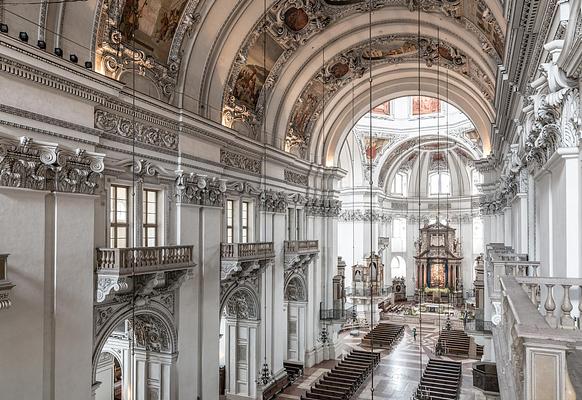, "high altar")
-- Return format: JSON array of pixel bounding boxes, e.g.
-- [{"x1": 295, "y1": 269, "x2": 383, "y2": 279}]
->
[{"x1": 414, "y1": 221, "x2": 464, "y2": 306}]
